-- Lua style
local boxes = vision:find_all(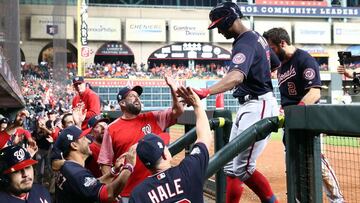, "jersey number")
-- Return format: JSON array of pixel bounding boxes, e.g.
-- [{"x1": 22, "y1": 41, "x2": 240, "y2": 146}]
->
[
  {"x1": 175, "y1": 199, "x2": 191, "y2": 203},
  {"x1": 287, "y1": 82, "x2": 297, "y2": 96},
  {"x1": 56, "y1": 174, "x2": 67, "y2": 190}
]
